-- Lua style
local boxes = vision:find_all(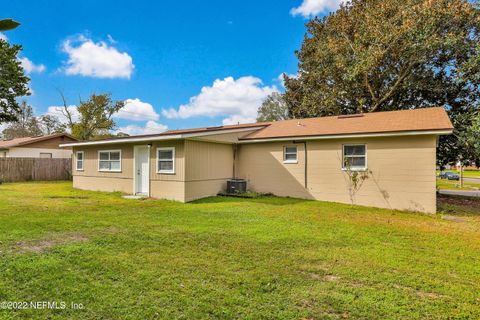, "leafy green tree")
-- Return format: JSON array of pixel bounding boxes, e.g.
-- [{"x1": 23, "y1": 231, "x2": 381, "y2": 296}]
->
[
  {"x1": 0, "y1": 36, "x2": 30, "y2": 123},
  {"x1": 60, "y1": 93, "x2": 124, "y2": 140},
  {"x1": 284, "y1": 0, "x2": 480, "y2": 165},
  {"x1": 470, "y1": 114, "x2": 480, "y2": 158},
  {"x1": 257, "y1": 92, "x2": 289, "y2": 122},
  {"x1": 0, "y1": 19, "x2": 20, "y2": 31},
  {"x1": 458, "y1": 110, "x2": 480, "y2": 162},
  {"x1": 39, "y1": 114, "x2": 66, "y2": 135},
  {"x1": 437, "y1": 109, "x2": 480, "y2": 168},
  {"x1": 2, "y1": 101, "x2": 42, "y2": 139}
]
